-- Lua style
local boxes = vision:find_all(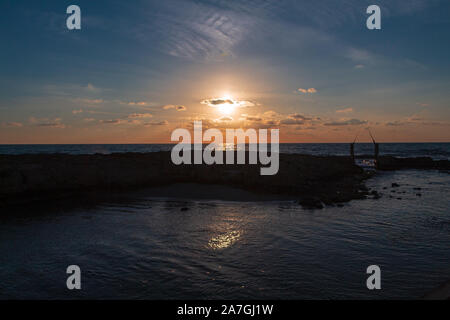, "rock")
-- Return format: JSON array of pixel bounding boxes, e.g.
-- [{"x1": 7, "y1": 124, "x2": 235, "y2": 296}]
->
[
  {"x1": 180, "y1": 207, "x2": 189, "y2": 212},
  {"x1": 298, "y1": 197, "x2": 324, "y2": 210},
  {"x1": 397, "y1": 197, "x2": 402, "y2": 200},
  {"x1": 378, "y1": 156, "x2": 450, "y2": 171},
  {"x1": 416, "y1": 193, "x2": 422, "y2": 197},
  {"x1": 413, "y1": 187, "x2": 422, "y2": 190},
  {"x1": 392, "y1": 183, "x2": 400, "y2": 188},
  {"x1": 369, "y1": 190, "x2": 381, "y2": 199},
  {"x1": 0, "y1": 152, "x2": 370, "y2": 209}
]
